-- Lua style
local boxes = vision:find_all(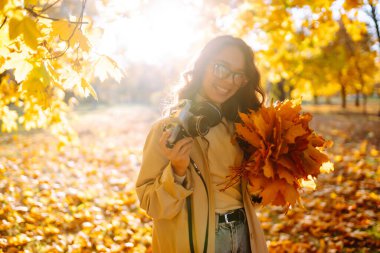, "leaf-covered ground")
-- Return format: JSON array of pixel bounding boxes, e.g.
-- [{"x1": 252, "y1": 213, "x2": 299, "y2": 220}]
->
[{"x1": 0, "y1": 104, "x2": 379, "y2": 253}]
